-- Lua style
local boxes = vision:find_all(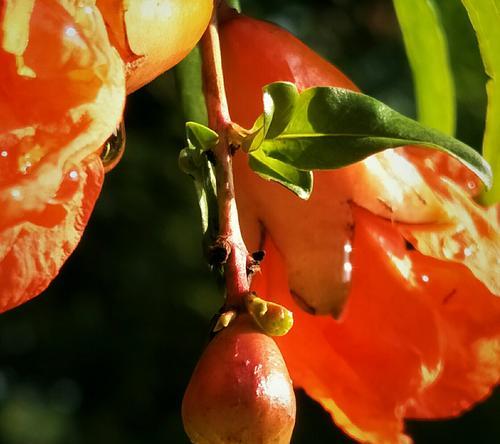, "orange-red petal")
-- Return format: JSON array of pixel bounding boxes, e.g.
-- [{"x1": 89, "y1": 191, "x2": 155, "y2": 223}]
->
[
  {"x1": 396, "y1": 179, "x2": 500, "y2": 297},
  {"x1": 0, "y1": 0, "x2": 124, "y2": 311},
  {"x1": 251, "y1": 207, "x2": 500, "y2": 443},
  {"x1": 0, "y1": 155, "x2": 104, "y2": 312},
  {"x1": 0, "y1": 0, "x2": 124, "y2": 229}
]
